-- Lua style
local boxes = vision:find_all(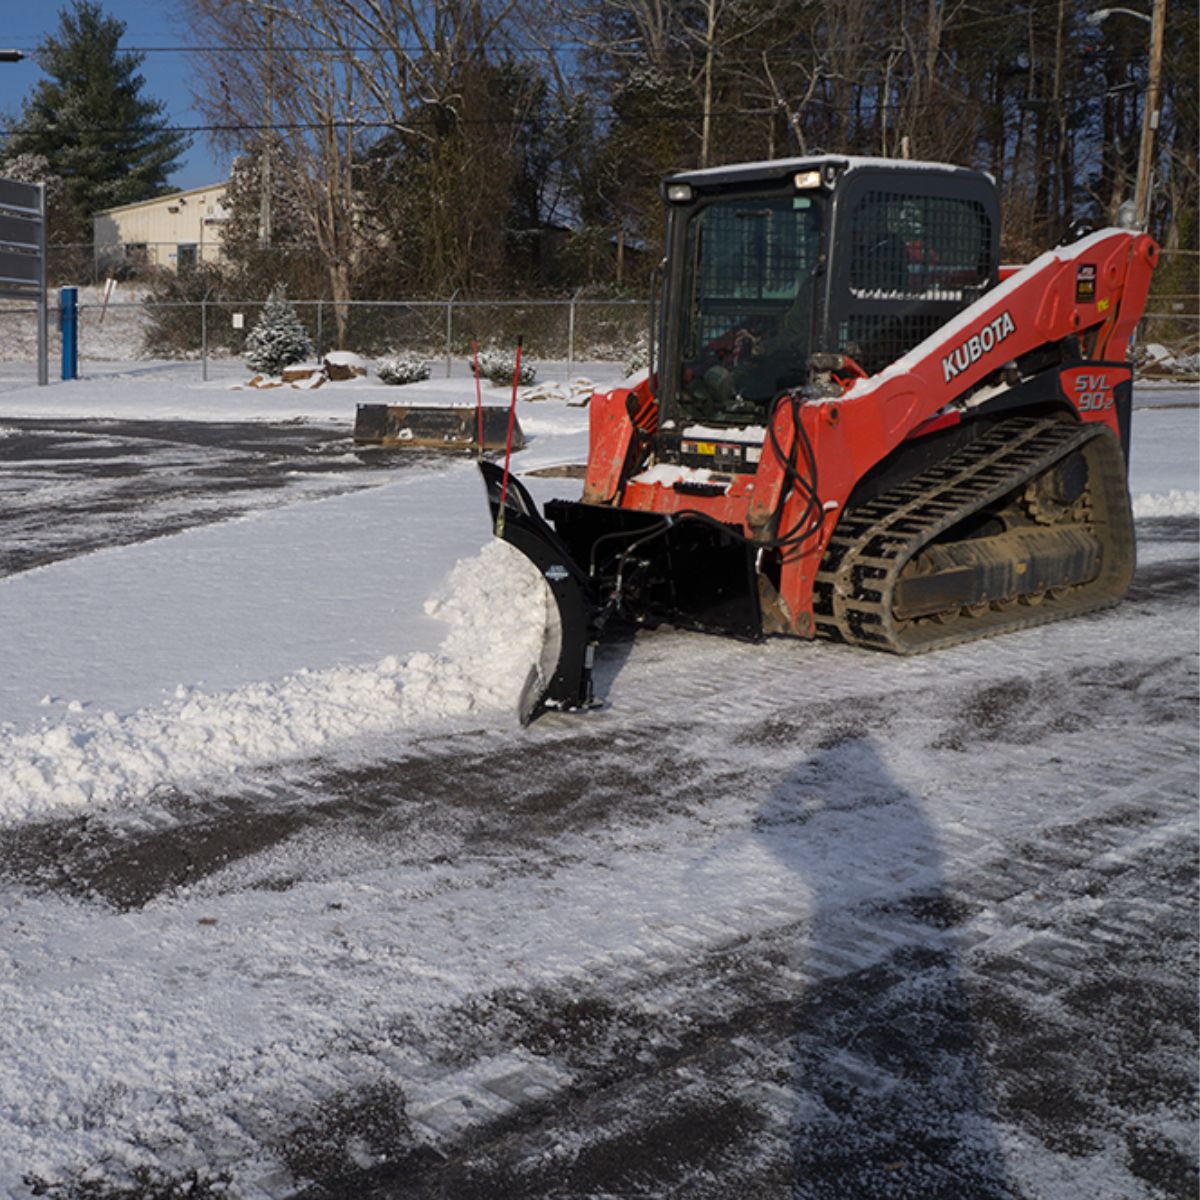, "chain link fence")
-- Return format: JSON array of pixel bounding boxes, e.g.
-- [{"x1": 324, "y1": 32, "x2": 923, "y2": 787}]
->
[
  {"x1": 0, "y1": 282, "x2": 1194, "y2": 382},
  {"x1": 1140, "y1": 296, "x2": 1199, "y2": 364},
  {"x1": 0, "y1": 294, "x2": 651, "y2": 382}
]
